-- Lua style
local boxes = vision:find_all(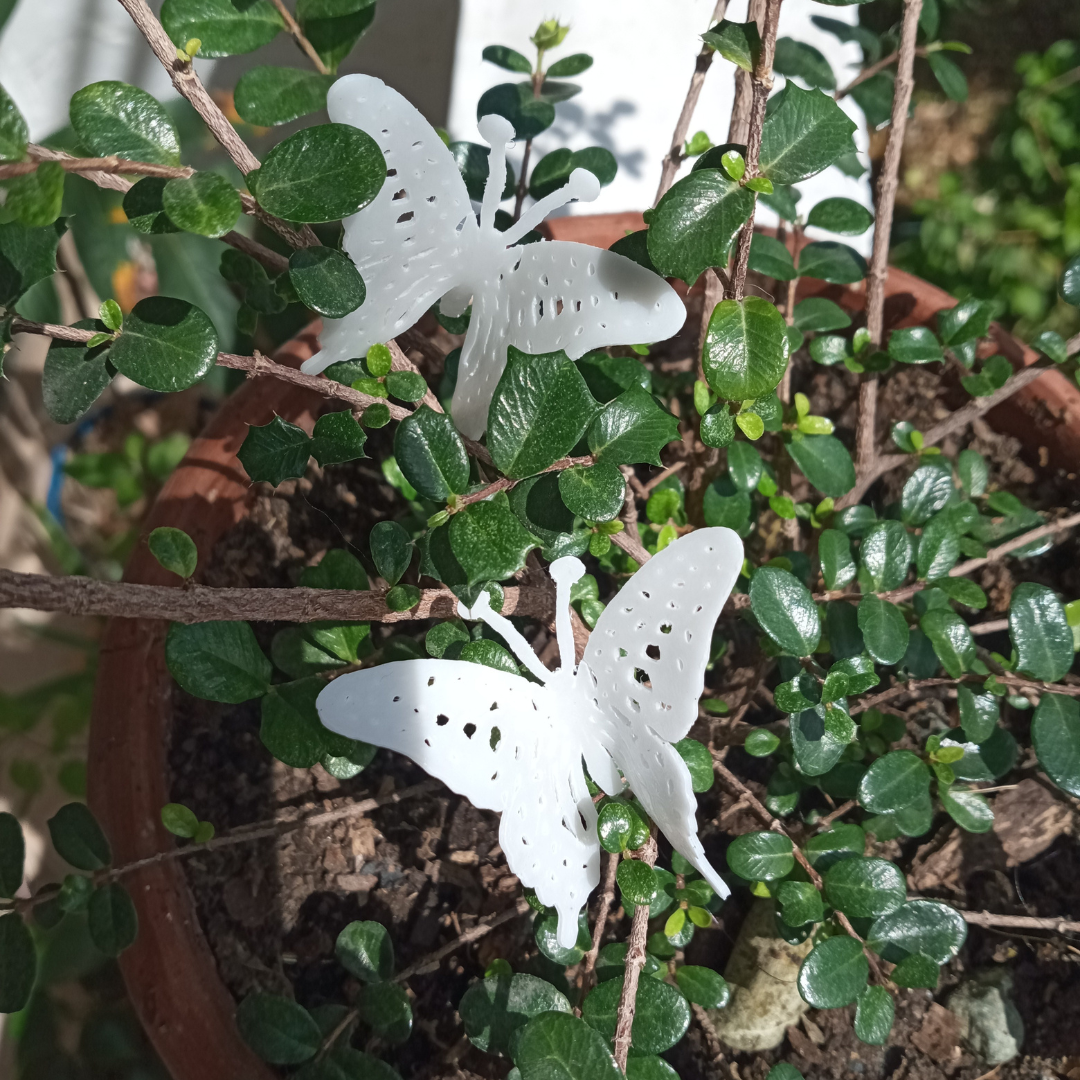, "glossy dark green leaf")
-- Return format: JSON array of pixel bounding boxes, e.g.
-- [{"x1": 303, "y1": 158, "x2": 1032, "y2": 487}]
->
[
  {"x1": 1031, "y1": 694, "x2": 1080, "y2": 797},
  {"x1": 867, "y1": 899, "x2": 966, "y2": 964},
  {"x1": 824, "y1": 856, "x2": 905, "y2": 917},
  {"x1": 558, "y1": 462, "x2": 625, "y2": 523},
  {"x1": 819, "y1": 529, "x2": 855, "y2": 590},
  {"x1": 587, "y1": 386, "x2": 679, "y2": 467},
  {"x1": 87, "y1": 882, "x2": 138, "y2": 956},
  {"x1": 750, "y1": 566, "x2": 820, "y2": 655},
  {"x1": 147, "y1": 526, "x2": 197, "y2": 579},
  {"x1": 727, "y1": 441, "x2": 763, "y2": 491},
  {"x1": 804, "y1": 823, "x2": 865, "y2": 870},
  {"x1": 854, "y1": 984, "x2": 894, "y2": 1045},
  {"x1": 122, "y1": 177, "x2": 177, "y2": 234},
  {"x1": 42, "y1": 325, "x2": 113, "y2": 424},
  {"x1": 336, "y1": 919, "x2": 393, "y2": 982},
  {"x1": 940, "y1": 786, "x2": 993, "y2": 832},
  {"x1": 947, "y1": 724, "x2": 1017, "y2": 783},
  {"x1": 726, "y1": 830, "x2": 794, "y2": 881},
  {"x1": 260, "y1": 677, "x2": 330, "y2": 765},
  {"x1": 449, "y1": 141, "x2": 514, "y2": 202},
  {"x1": 0, "y1": 813, "x2": 24, "y2": 898},
  {"x1": 1009, "y1": 582, "x2": 1073, "y2": 681},
  {"x1": 394, "y1": 405, "x2": 469, "y2": 501},
  {"x1": 797, "y1": 240, "x2": 867, "y2": 283},
  {"x1": 703, "y1": 297, "x2": 789, "y2": 401},
  {"x1": 776, "y1": 880, "x2": 824, "y2": 926},
  {"x1": 529, "y1": 147, "x2": 617, "y2": 200},
  {"x1": 577, "y1": 352, "x2": 651, "y2": 403},
  {"x1": 936, "y1": 297, "x2": 995, "y2": 347},
  {"x1": 1061, "y1": 253, "x2": 1080, "y2": 307},
  {"x1": 888, "y1": 326, "x2": 942, "y2": 365},
  {"x1": 449, "y1": 491, "x2": 539, "y2": 585},
  {"x1": 792, "y1": 297, "x2": 851, "y2": 332},
  {"x1": 482, "y1": 44, "x2": 532, "y2": 72},
  {"x1": 858, "y1": 750, "x2": 930, "y2": 814},
  {"x1": 166, "y1": 620, "x2": 272, "y2": 703},
  {"x1": 786, "y1": 433, "x2": 855, "y2": 497},
  {"x1": 255, "y1": 123, "x2": 385, "y2": 223},
  {"x1": 237, "y1": 993, "x2": 321, "y2": 1064},
  {"x1": 296, "y1": 0, "x2": 376, "y2": 70},
  {"x1": 161, "y1": 171, "x2": 241, "y2": 238},
  {"x1": 0, "y1": 914, "x2": 35, "y2": 1013},
  {"x1": 516, "y1": 1011, "x2": 621, "y2": 1080},
  {"x1": 47, "y1": 802, "x2": 110, "y2": 871},
  {"x1": 647, "y1": 169, "x2": 755, "y2": 284},
  {"x1": 368, "y1": 520, "x2": 411, "y2": 587},
  {"x1": 238, "y1": 415, "x2": 311, "y2": 485},
  {"x1": 701, "y1": 20, "x2": 761, "y2": 71},
  {"x1": 289, "y1": 246, "x2": 365, "y2": 319},
  {"x1": 294, "y1": 1046, "x2": 400, "y2": 1080},
  {"x1": 773, "y1": 37, "x2": 835, "y2": 90},
  {"x1": 0, "y1": 218, "x2": 66, "y2": 306},
  {"x1": 69, "y1": 81, "x2": 180, "y2": 165},
  {"x1": 161, "y1": 0, "x2": 283, "y2": 56},
  {"x1": 3, "y1": 160, "x2": 65, "y2": 226},
  {"x1": 901, "y1": 462, "x2": 954, "y2": 526},
  {"x1": 235, "y1": 66, "x2": 334, "y2": 126},
  {"x1": 806, "y1": 197, "x2": 873, "y2": 235},
  {"x1": 534, "y1": 910, "x2": 591, "y2": 965},
  {"x1": 357, "y1": 981, "x2": 411, "y2": 1043},
  {"x1": 927, "y1": 52, "x2": 967, "y2": 101},
  {"x1": 309, "y1": 410, "x2": 367, "y2": 467},
  {"x1": 759, "y1": 83, "x2": 857, "y2": 185},
  {"x1": 461, "y1": 973, "x2": 571, "y2": 1057},
  {"x1": 548, "y1": 53, "x2": 593, "y2": 77},
  {"x1": 581, "y1": 972, "x2": 690, "y2": 1054},
  {"x1": 109, "y1": 295, "x2": 218, "y2": 393},
  {"x1": 617, "y1": 859, "x2": 658, "y2": 906},
  {"x1": 0, "y1": 83, "x2": 28, "y2": 161},
  {"x1": 674, "y1": 737, "x2": 714, "y2": 792},
  {"x1": 920, "y1": 608, "x2": 974, "y2": 677},
  {"x1": 792, "y1": 705, "x2": 854, "y2": 776},
  {"x1": 675, "y1": 966, "x2": 730, "y2": 1009},
  {"x1": 797, "y1": 935, "x2": 868, "y2": 1008},
  {"x1": 748, "y1": 234, "x2": 796, "y2": 280},
  {"x1": 954, "y1": 686, "x2": 997, "y2": 744},
  {"x1": 476, "y1": 83, "x2": 555, "y2": 141}
]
